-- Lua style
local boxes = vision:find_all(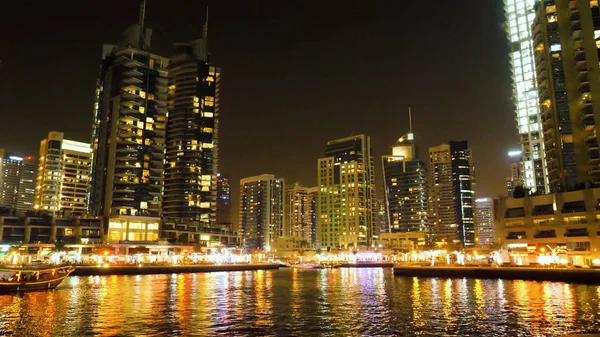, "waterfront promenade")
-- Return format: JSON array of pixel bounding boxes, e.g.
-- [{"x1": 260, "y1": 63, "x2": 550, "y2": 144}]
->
[
  {"x1": 72, "y1": 263, "x2": 281, "y2": 276},
  {"x1": 393, "y1": 265, "x2": 600, "y2": 284}
]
